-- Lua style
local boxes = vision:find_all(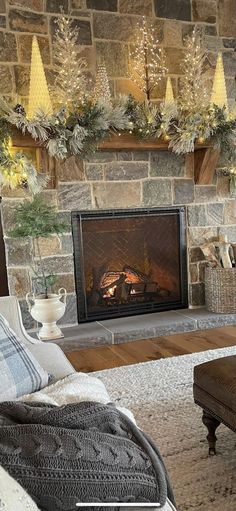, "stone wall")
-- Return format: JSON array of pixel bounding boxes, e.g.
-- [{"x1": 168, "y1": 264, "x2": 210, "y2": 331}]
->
[
  {"x1": 0, "y1": 0, "x2": 236, "y2": 328},
  {"x1": 0, "y1": 0, "x2": 235, "y2": 109},
  {"x1": 1, "y1": 149, "x2": 236, "y2": 327}
]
